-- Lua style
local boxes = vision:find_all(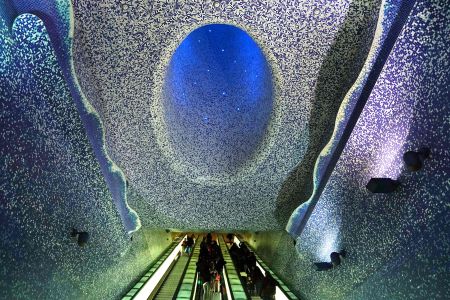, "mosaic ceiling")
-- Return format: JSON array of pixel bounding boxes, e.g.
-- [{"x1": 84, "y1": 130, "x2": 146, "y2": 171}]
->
[
  {"x1": 1, "y1": 0, "x2": 425, "y2": 232},
  {"x1": 1, "y1": 0, "x2": 449, "y2": 299},
  {"x1": 71, "y1": 0, "x2": 382, "y2": 231}
]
